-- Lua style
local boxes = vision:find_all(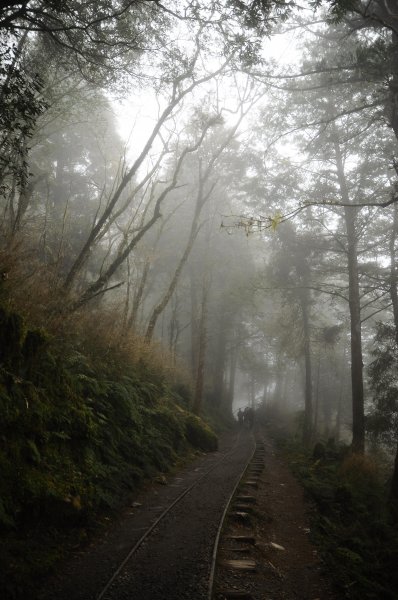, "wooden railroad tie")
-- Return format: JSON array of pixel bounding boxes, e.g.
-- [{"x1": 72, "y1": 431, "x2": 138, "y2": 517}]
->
[
  {"x1": 220, "y1": 559, "x2": 256, "y2": 572},
  {"x1": 235, "y1": 495, "x2": 256, "y2": 503},
  {"x1": 230, "y1": 511, "x2": 251, "y2": 522}
]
